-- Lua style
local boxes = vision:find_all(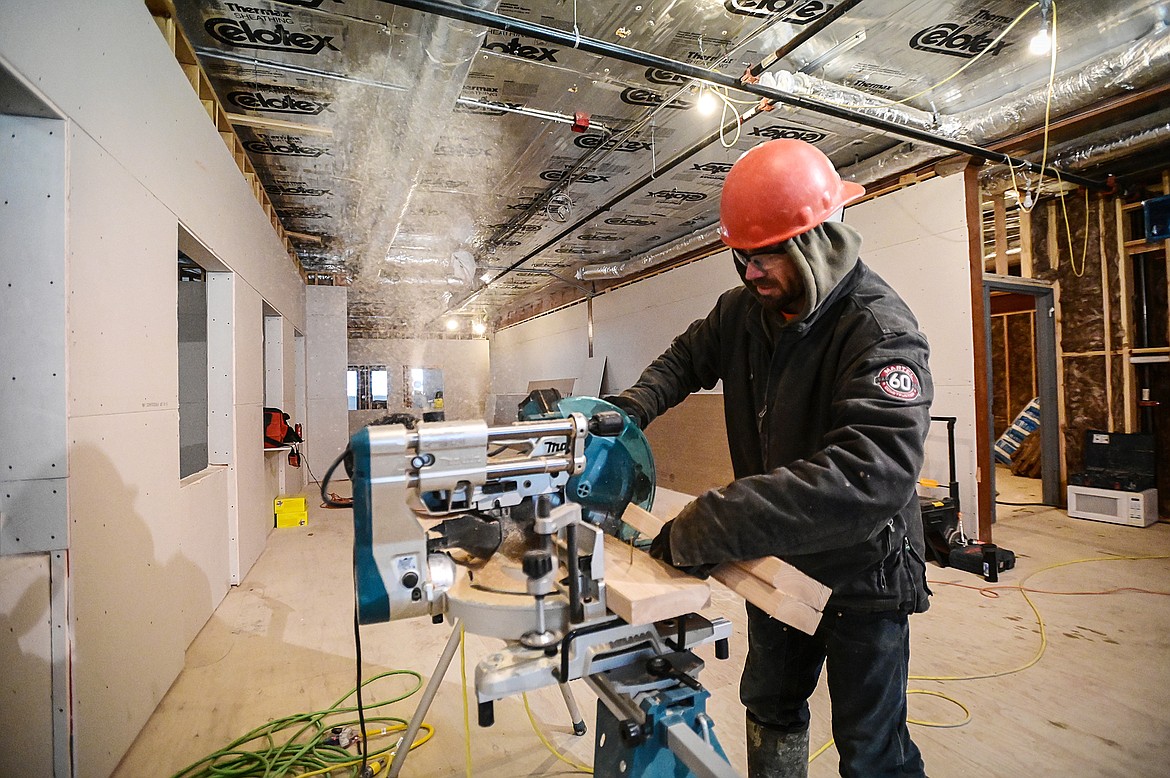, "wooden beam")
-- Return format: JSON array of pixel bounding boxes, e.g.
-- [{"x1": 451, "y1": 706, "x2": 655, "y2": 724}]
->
[
  {"x1": 1116, "y1": 197, "x2": 1136, "y2": 432},
  {"x1": 965, "y1": 162, "x2": 994, "y2": 542},
  {"x1": 601, "y1": 534, "x2": 711, "y2": 625},
  {"x1": 993, "y1": 194, "x2": 1009, "y2": 275},
  {"x1": 1019, "y1": 206, "x2": 1034, "y2": 278},
  {"x1": 1098, "y1": 197, "x2": 1114, "y2": 431},
  {"x1": 621, "y1": 504, "x2": 830, "y2": 635}
]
